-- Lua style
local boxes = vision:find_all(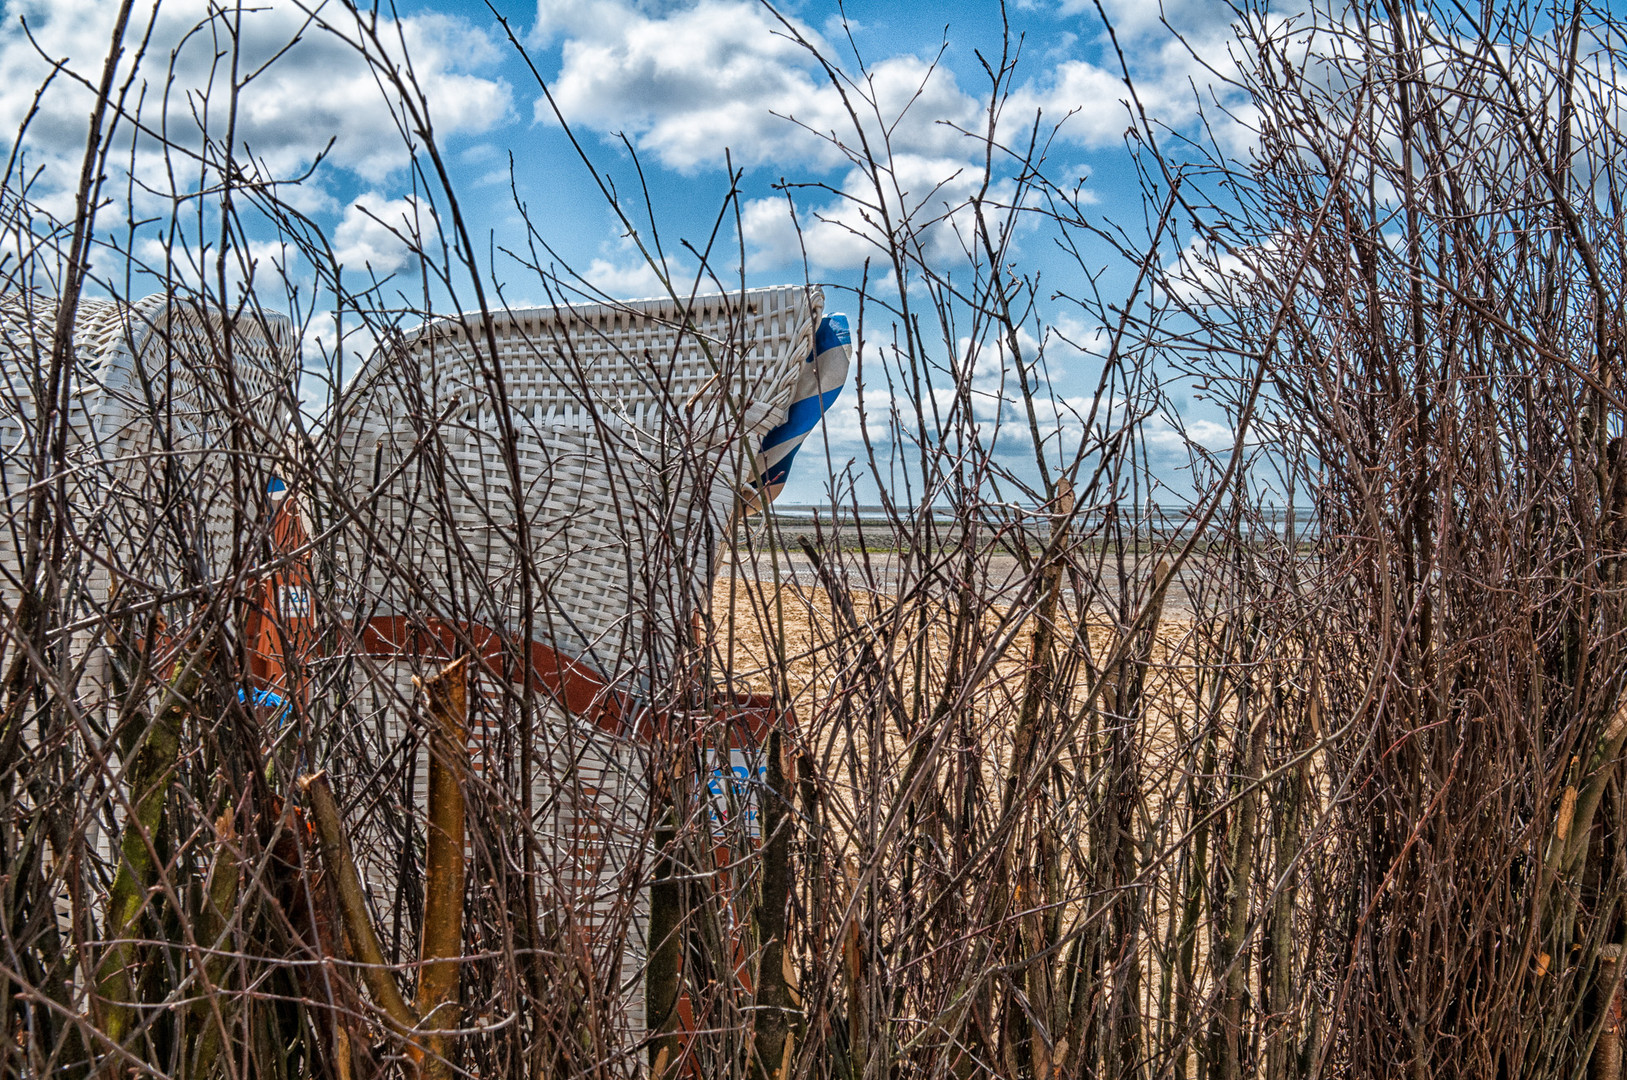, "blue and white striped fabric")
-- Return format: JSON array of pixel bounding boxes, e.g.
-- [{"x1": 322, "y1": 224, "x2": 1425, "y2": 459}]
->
[{"x1": 747, "y1": 313, "x2": 851, "y2": 510}]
